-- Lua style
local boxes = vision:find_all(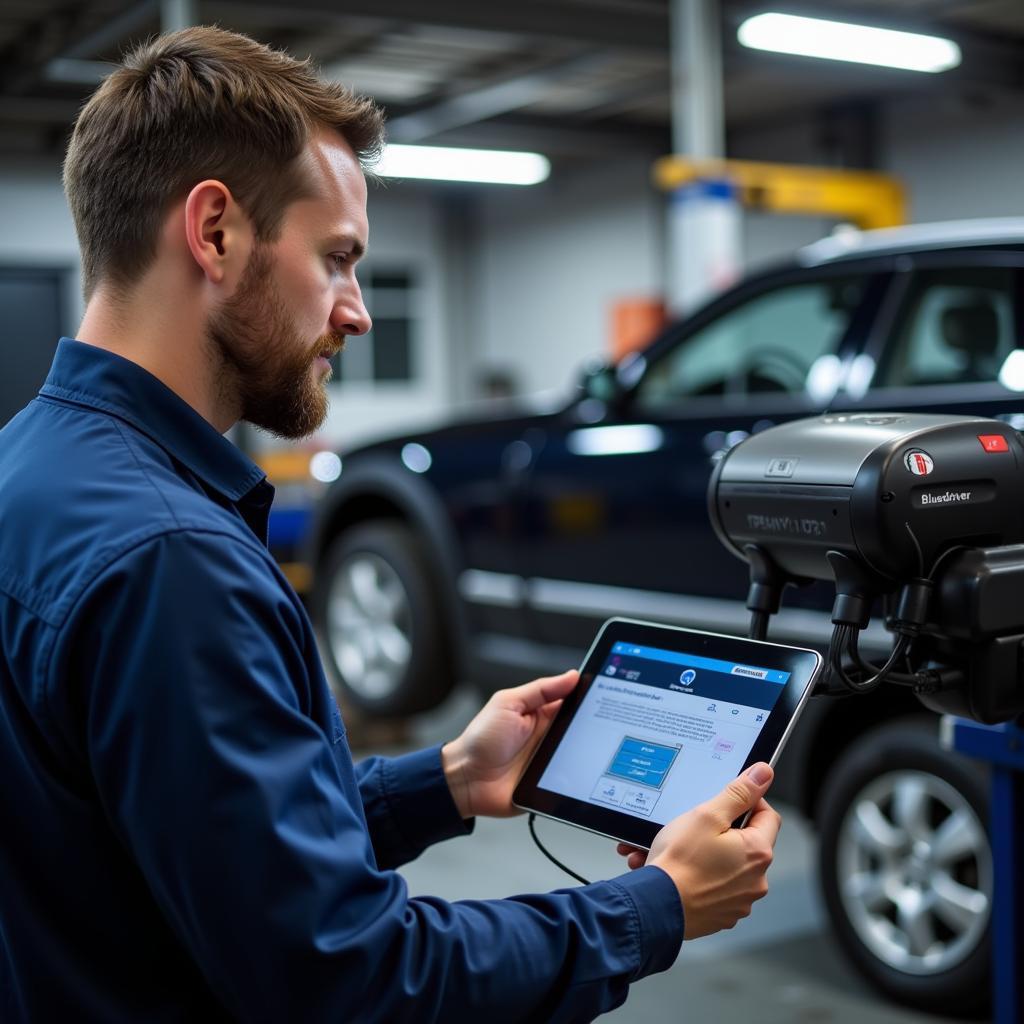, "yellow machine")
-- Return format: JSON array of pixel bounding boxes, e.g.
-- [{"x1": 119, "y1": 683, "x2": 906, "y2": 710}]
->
[{"x1": 653, "y1": 156, "x2": 906, "y2": 229}]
